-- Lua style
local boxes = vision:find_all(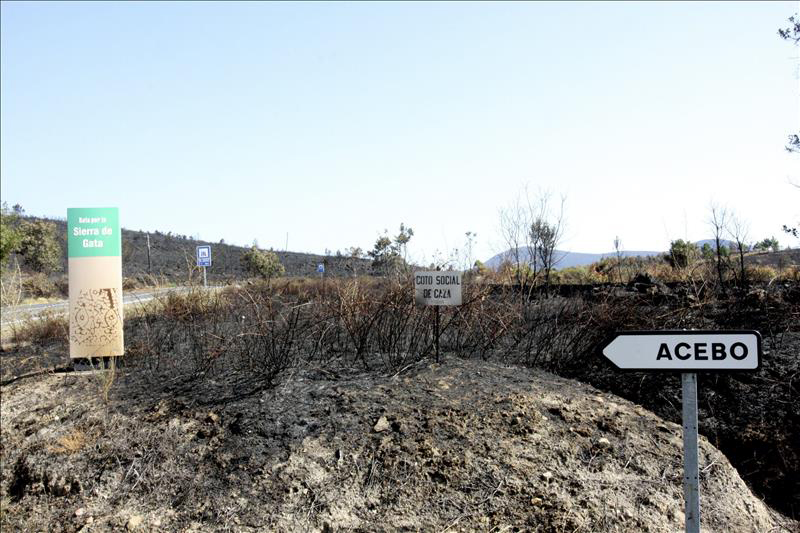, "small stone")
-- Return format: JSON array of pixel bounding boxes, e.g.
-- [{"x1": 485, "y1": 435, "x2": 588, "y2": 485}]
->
[
  {"x1": 531, "y1": 497, "x2": 542, "y2": 505},
  {"x1": 541, "y1": 471, "x2": 553, "y2": 482},
  {"x1": 597, "y1": 437, "x2": 611, "y2": 448},
  {"x1": 126, "y1": 515, "x2": 143, "y2": 531},
  {"x1": 74, "y1": 508, "x2": 86, "y2": 517},
  {"x1": 373, "y1": 416, "x2": 390, "y2": 433},
  {"x1": 593, "y1": 396, "x2": 605, "y2": 404},
  {"x1": 206, "y1": 412, "x2": 220, "y2": 424},
  {"x1": 86, "y1": 517, "x2": 94, "y2": 525}
]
